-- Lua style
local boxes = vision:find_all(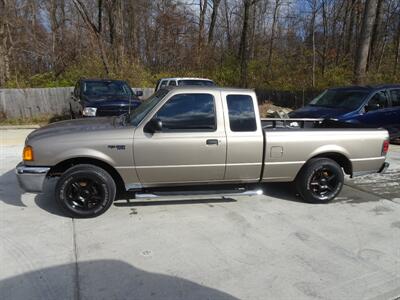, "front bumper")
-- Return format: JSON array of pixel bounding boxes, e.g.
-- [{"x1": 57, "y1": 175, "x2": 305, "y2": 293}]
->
[{"x1": 15, "y1": 163, "x2": 50, "y2": 192}]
